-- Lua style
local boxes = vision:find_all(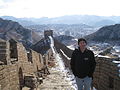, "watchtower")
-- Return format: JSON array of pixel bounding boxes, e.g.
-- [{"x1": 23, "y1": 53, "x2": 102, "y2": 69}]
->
[{"x1": 44, "y1": 30, "x2": 53, "y2": 39}]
